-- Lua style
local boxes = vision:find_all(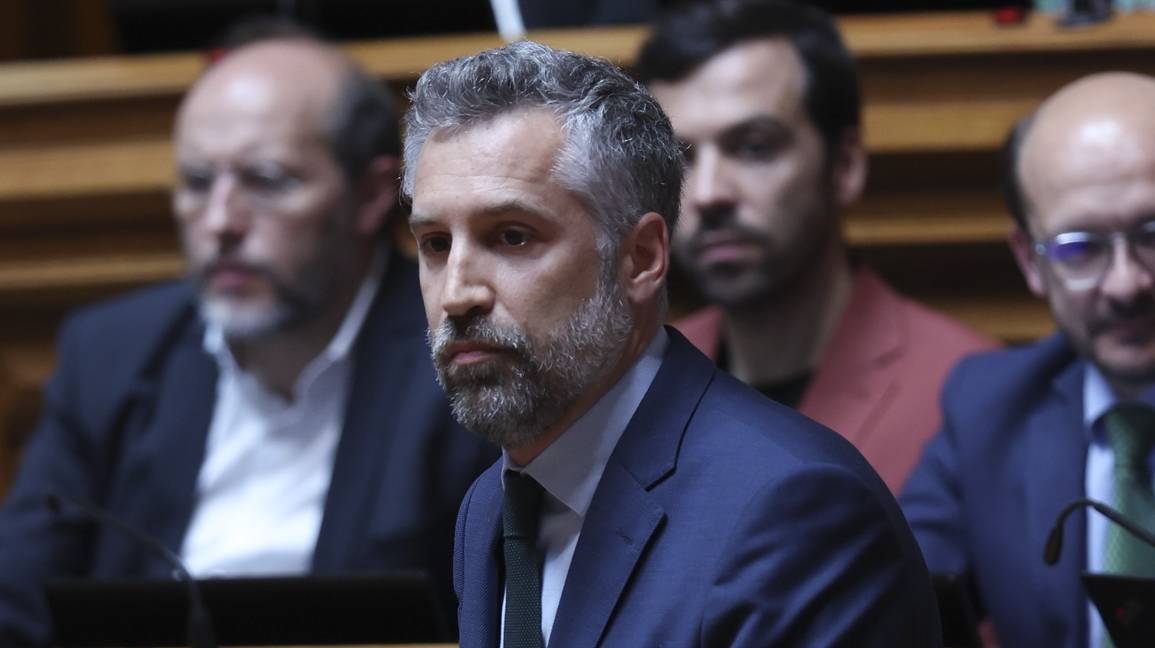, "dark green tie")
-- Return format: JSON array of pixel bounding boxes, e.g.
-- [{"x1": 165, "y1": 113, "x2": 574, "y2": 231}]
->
[
  {"x1": 1104, "y1": 403, "x2": 1155, "y2": 578},
  {"x1": 502, "y1": 471, "x2": 544, "y2": 648}
]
